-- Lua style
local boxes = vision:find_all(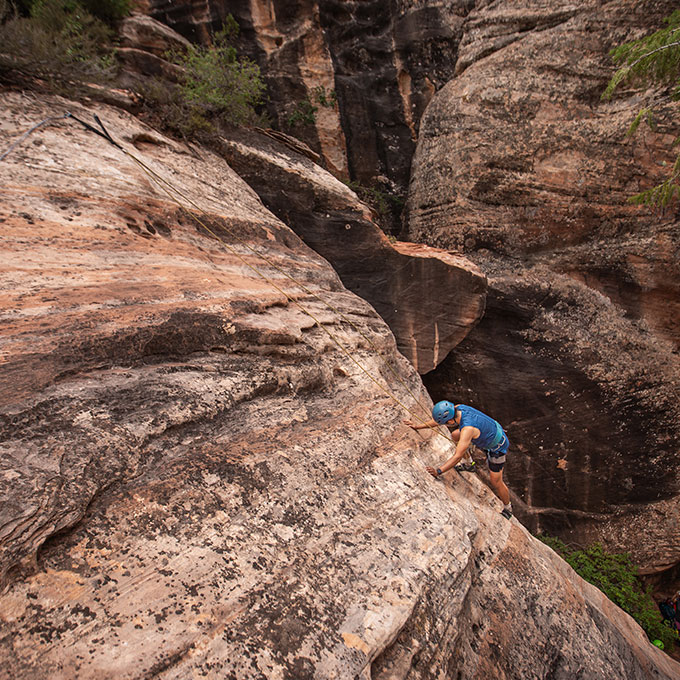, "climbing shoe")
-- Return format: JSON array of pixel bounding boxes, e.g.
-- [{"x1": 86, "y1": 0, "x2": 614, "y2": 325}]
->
[
  {"x1": 455, "y1": 461, "x2": 476, "y2": 472},
  {"x1": 500, "y1": 508, "x2": 513, "y2": 520}
]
